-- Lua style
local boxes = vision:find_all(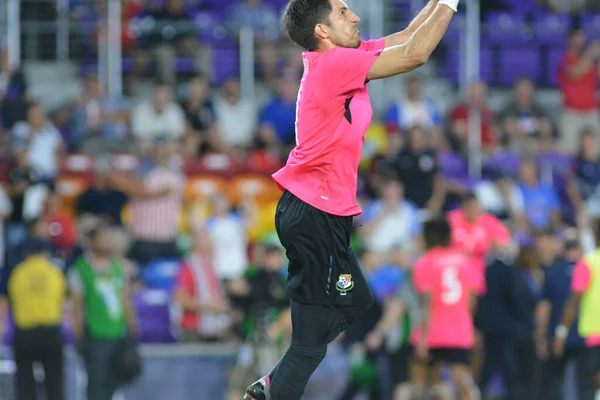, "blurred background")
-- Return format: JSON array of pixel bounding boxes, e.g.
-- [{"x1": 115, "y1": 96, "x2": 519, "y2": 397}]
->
[{"x1": 1, "y1": 0, "x2": 600, "y2": 399}]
